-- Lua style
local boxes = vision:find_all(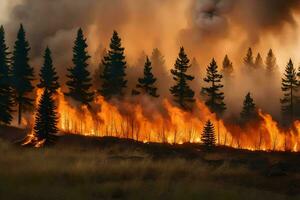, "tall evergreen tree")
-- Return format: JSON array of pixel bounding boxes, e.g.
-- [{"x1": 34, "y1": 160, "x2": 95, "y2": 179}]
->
[
  {"x1": 265, "y1": 49, "x2": 277, "y2": 74},
  {"x1": 240, "y1": 92, "x2": 257, "y2": 122},
  {"x1": 201, "y1": 120, "x2": 216, "y2": 149},
  {"x1": 254, "y1": 53, "x2": 264, "y2": 69},
  {"x1": 33, "y1": 89, "x2": 58, "y2": 145},
  {"x1": 132, "y1": 56, "x2": 159, "y2": 97},
  {"x1": 170, "y1": 47, "x2": 195, "y2": 109},
  {"x1": 202, "y1": 58, "x2": 226, "y2": 116},
  {"x1": 222, "y1": 55, "x2": 233, "y2": 77},
  {"x1": 244, "y1": 47, "x2": 254, "y2": 67},
  {"x1": 11, "y1": 24, "x2": 35, "y2": 125},
  {"x1": 37, "y1": 47, "x2": 59, "y2": 93},
  {"x1": 281, "y1": 59, "x2": 299, "y2": 121},
  {"x1": 100, "y1": 31, "x2": 127, "y2": 99},
  {"x1": 65, "y1": 28, "x2": 94, "y2": 105},
  {"x1": 0, "y1": 26, "x2": 14, "y2": 125}
]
